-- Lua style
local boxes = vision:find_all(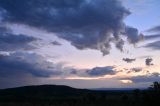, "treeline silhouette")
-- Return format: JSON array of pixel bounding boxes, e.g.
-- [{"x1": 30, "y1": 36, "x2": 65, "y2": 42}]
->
[{"x1": 0, "y1": 82, "x2": 160, "y2": 106}]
